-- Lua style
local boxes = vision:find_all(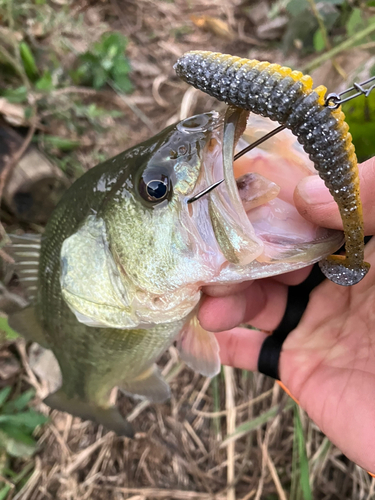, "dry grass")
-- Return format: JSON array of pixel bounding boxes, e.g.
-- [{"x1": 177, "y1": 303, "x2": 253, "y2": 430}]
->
[
  {"x1": 1, "y1": 1, "x2": 375, "y2": 499},
  {"x1": 12, "y1": 342, "x2": 374, "y2": 500}
]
